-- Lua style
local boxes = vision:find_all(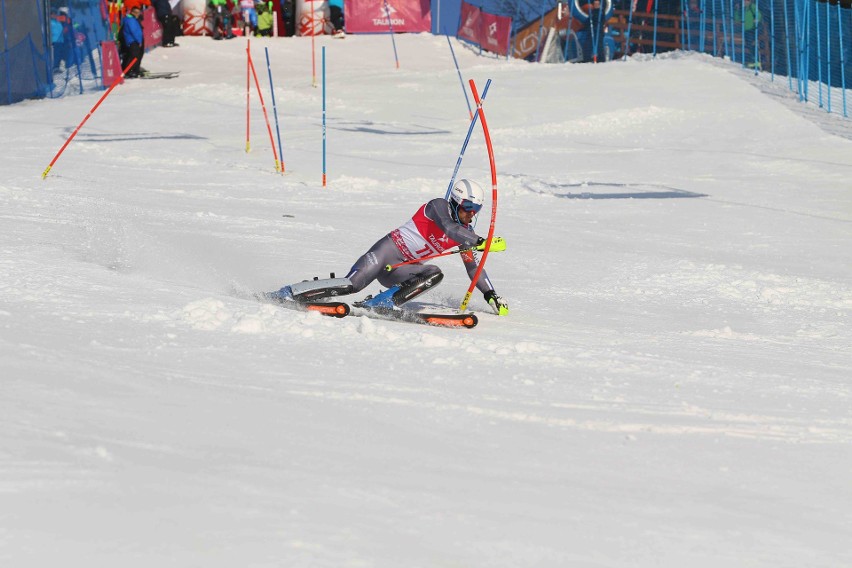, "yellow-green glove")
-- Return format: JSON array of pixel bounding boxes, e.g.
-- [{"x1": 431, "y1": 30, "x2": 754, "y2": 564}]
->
[
  {"x1": 474, "y1": 236, "x2": 506, "y2": 253},
  {"x1": 484, "y1": 290, "x2": 509, "y2": 316}
]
